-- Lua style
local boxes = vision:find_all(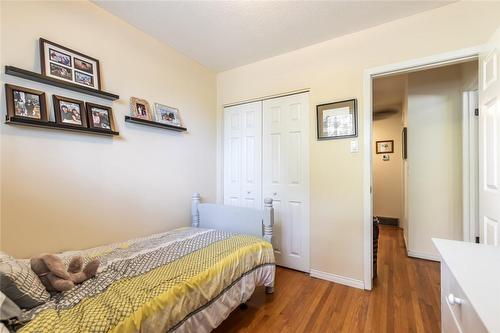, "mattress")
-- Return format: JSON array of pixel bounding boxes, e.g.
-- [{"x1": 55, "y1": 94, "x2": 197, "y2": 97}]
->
[{"x1": 15, "y1": 227, "x2": 275, "y2": 332}]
